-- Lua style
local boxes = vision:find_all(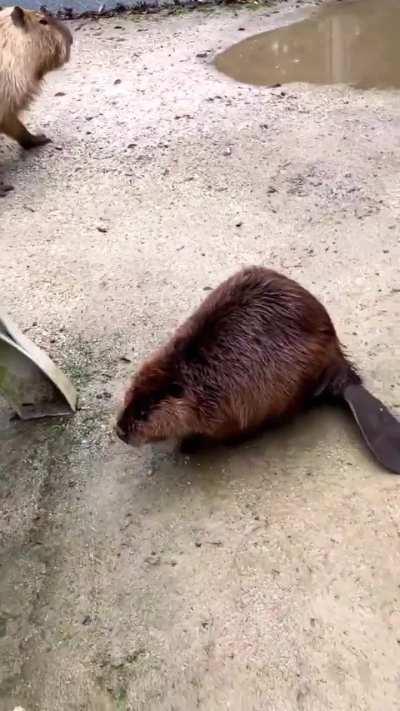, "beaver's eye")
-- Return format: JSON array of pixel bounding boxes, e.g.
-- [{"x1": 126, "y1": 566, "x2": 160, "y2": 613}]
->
[
  {"x1": 39, "y1": 18, "x2": 48, "y2": 25},
  {"x1": 168, "y1": 383, "x2": 184, "y2": 398}
]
